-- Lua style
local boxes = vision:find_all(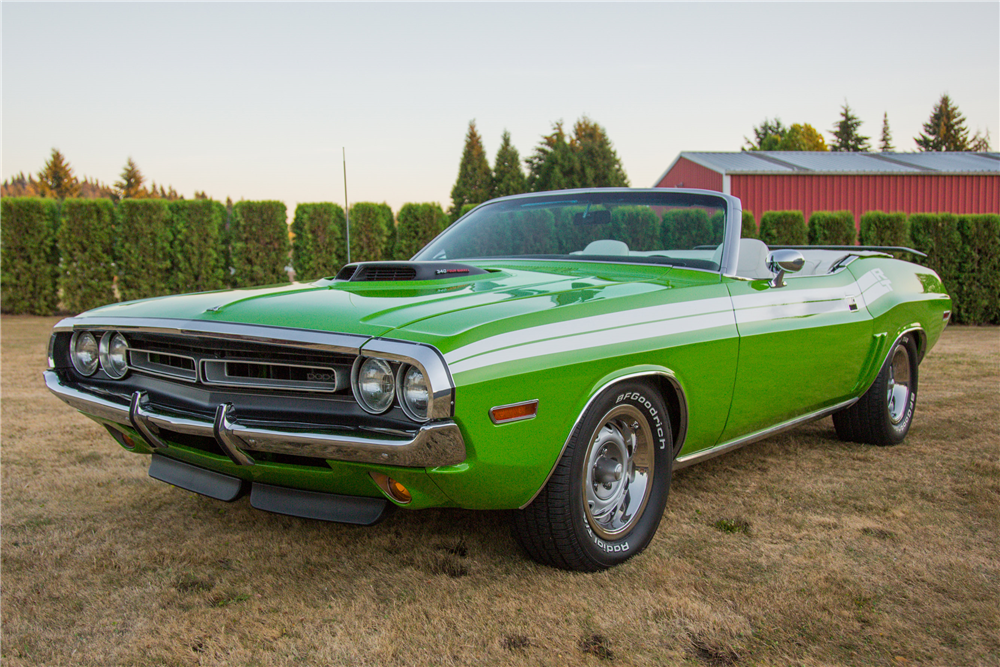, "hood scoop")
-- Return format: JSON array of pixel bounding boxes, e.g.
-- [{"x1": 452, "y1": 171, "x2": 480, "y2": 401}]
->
[{"x1": 335, "y1": 262, "x2": 488, "y2": 283}]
